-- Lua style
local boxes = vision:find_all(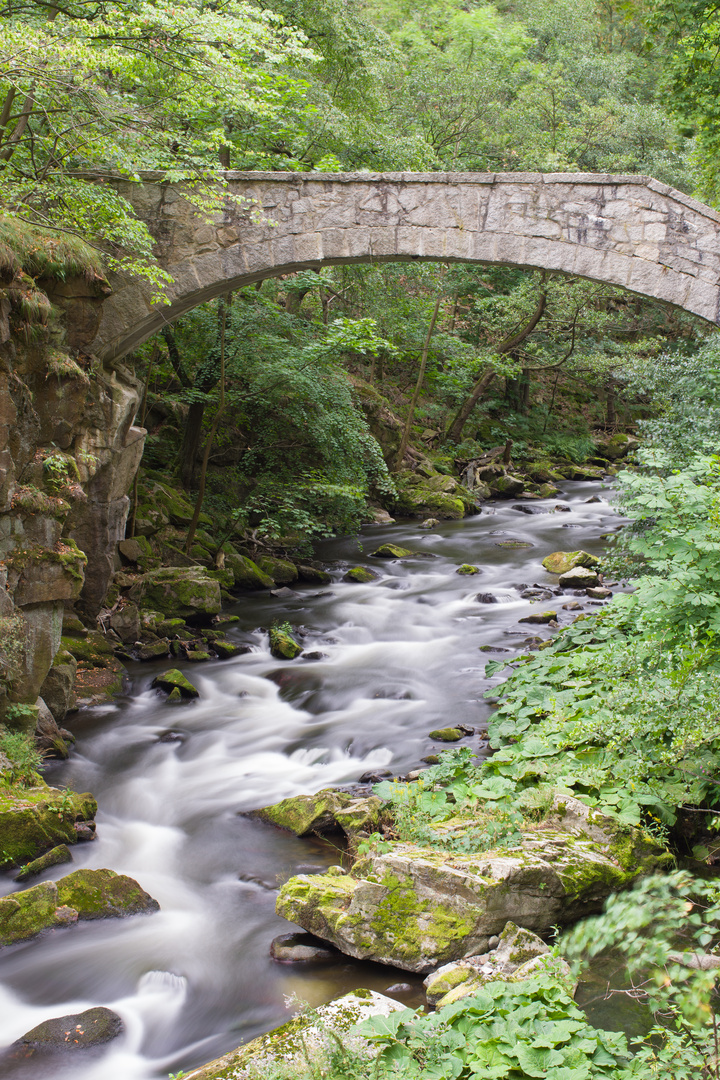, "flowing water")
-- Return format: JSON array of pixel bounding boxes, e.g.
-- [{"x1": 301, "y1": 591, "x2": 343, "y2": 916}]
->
[{"x1": 0, "y1": 481, "x2": 624, "y2": 1079}]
